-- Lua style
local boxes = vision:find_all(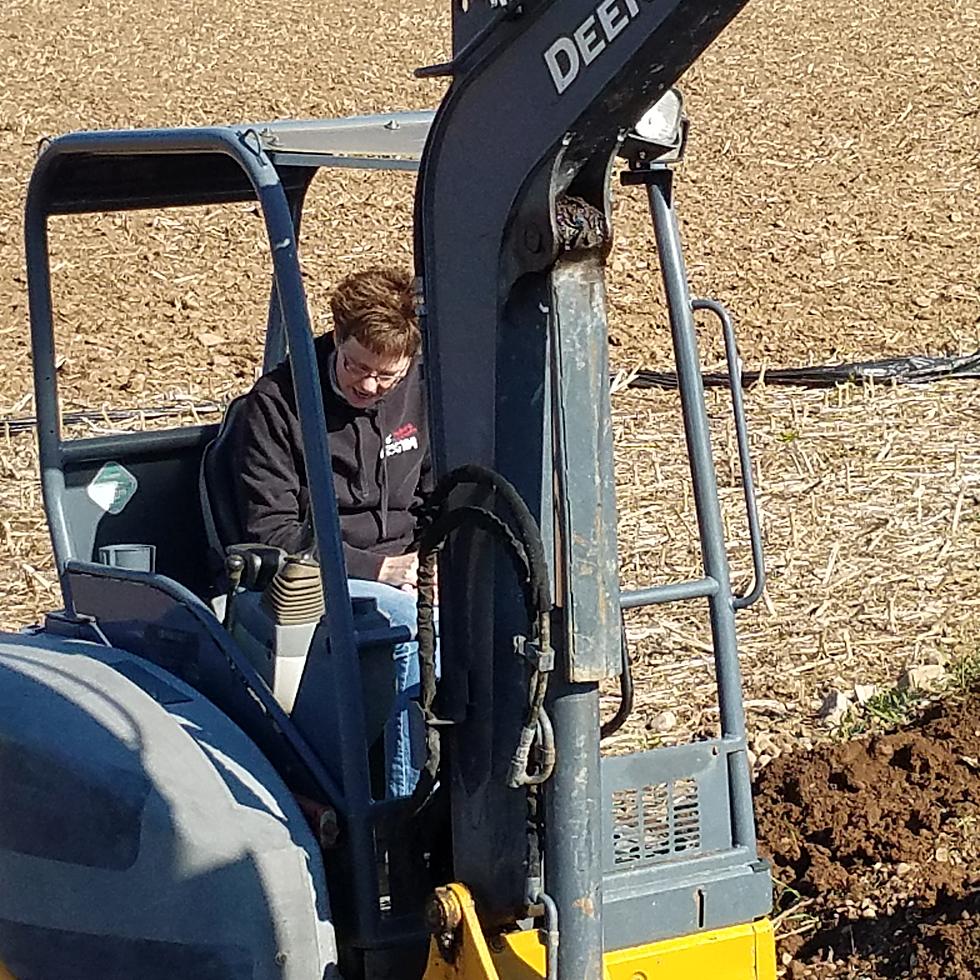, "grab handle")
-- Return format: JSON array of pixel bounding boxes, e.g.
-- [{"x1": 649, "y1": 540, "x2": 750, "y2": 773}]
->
[{"x1": 691, "y1": 298, "x2": 765, "y2": 609}]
